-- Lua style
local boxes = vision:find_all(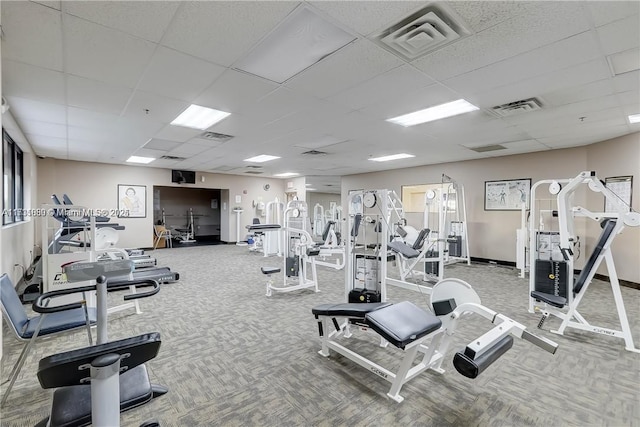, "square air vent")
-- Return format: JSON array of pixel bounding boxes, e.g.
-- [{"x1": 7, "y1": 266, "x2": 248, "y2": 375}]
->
[
  {"x1": 200, "y1": 131, "x2": 234, "y2": 142},
  {"x1": 491, "y1": 98, "x2": 543, "y2": 117},
  {"x1": 467, "y1": 144, "x2": 507, "y2": 153},
  {"x1": 244, "y1": 170, "x2": 263, "y2": 175},
  {"x1": 302, "y1": 150, "x2": 328, "y2": 155},
  {"x1": 160, "y1": 155, "x2": 188, "y2": 161},
  {"x1": 373, "y1": 4, "x2": 471, "y2": 61}
]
